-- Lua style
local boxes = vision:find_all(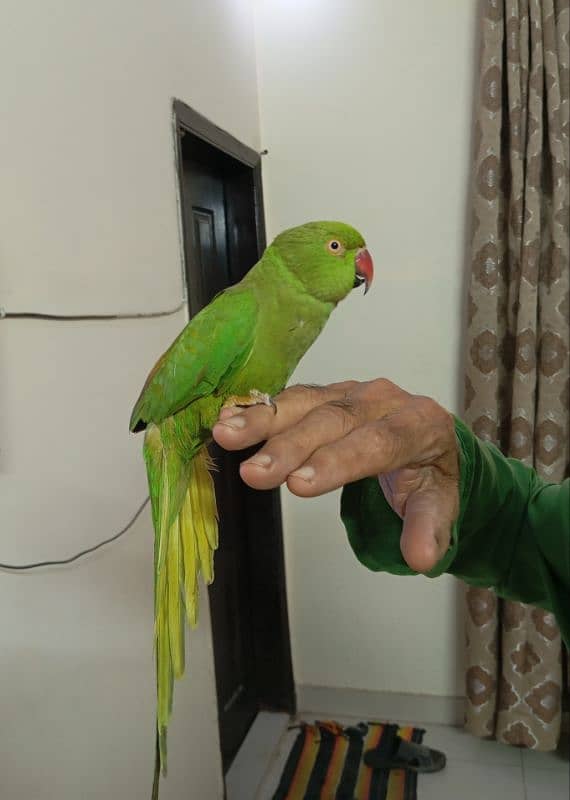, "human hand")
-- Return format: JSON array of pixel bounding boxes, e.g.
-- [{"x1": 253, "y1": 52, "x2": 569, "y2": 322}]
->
[{"x1": 212, "y1": 379, "x2": 460, "y2": 573}]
